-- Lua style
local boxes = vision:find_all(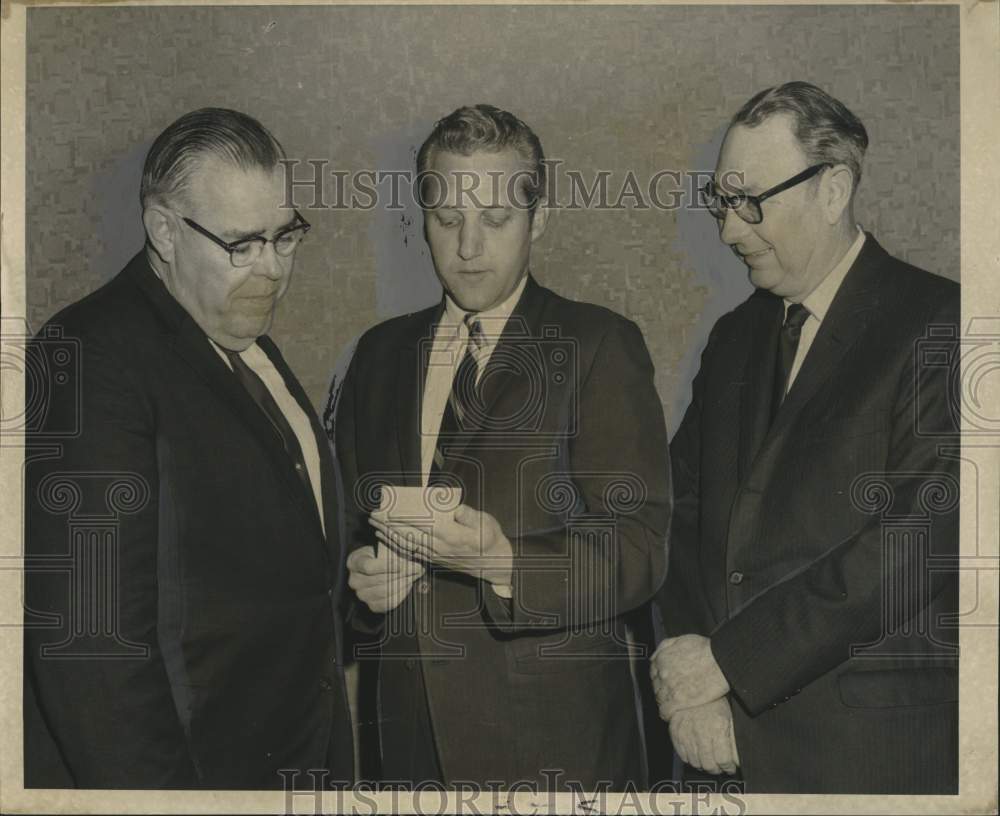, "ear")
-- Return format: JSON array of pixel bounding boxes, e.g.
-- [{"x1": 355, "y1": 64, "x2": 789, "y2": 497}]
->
[
  {"x1": 142, "y1": 204, "x2": 178, "y2": 264},
  {"x1": 823, "y1": 165, "x2": 854, "y2": 224},
  {"x1": 529, "y1": 199, "x2": 550, "y2": 243}
]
